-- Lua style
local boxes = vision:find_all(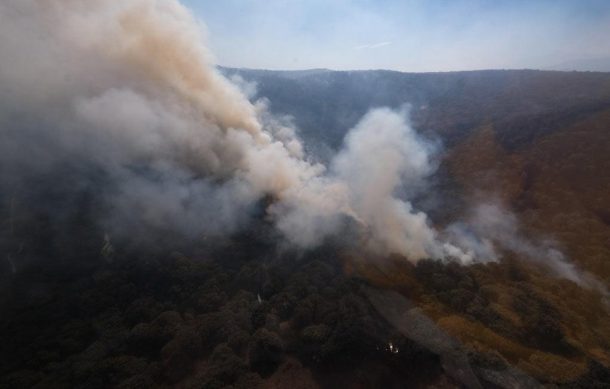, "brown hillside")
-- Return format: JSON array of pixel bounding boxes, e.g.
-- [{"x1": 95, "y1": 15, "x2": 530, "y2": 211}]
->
[{"x1": 446, "y1": 109, "x2": 610, "y2": 281}]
